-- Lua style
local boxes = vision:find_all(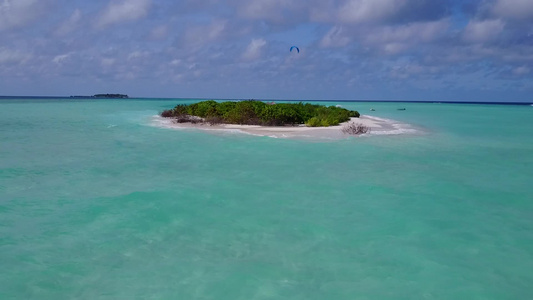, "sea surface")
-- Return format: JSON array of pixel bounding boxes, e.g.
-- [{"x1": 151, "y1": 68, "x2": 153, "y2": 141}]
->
[{"x1": 1, "y1": 98, "x2": 532, "y2": 299}]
